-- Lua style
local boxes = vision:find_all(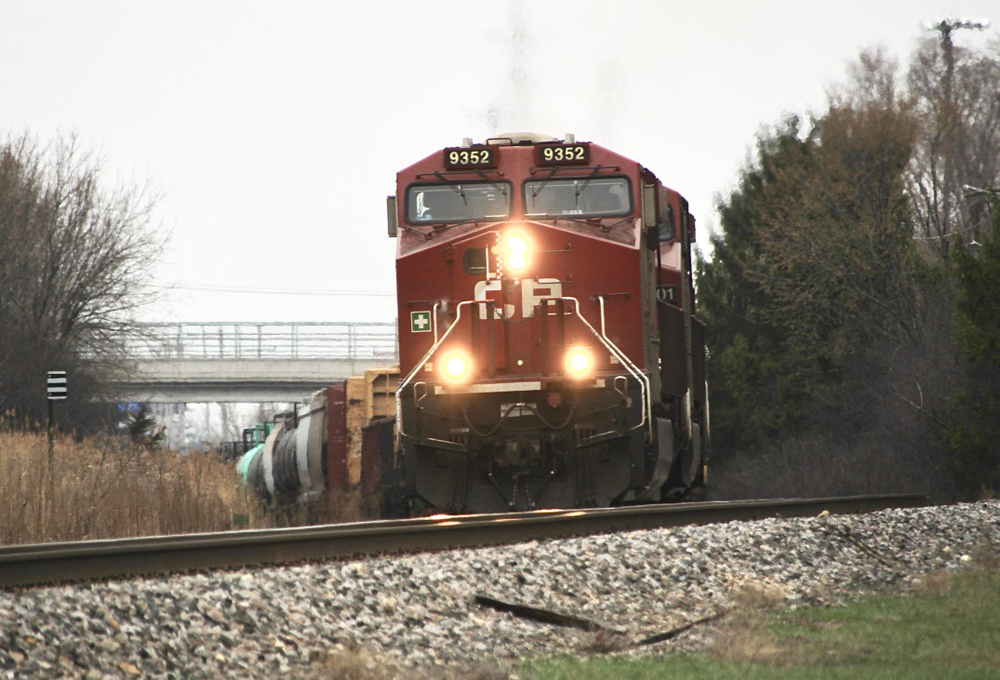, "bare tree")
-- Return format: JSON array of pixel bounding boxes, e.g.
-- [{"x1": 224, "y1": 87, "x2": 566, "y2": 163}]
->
[
  {"x1": 907, "y1": 28, "x2": 1000, "y2": 259},
  {"x1": 0, "y1": 132, "x2": 164, "y2": 431}
]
